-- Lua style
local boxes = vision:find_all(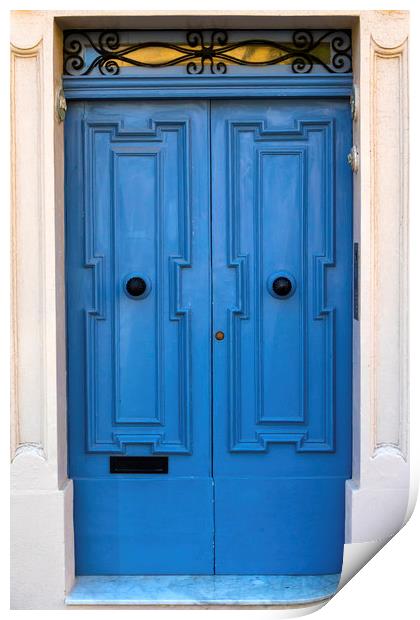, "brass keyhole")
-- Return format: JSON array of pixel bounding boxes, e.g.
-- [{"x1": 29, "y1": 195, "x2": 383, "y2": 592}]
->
[{"x1": 215, "y1": 331, "x2": 225, "y2": 341}]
